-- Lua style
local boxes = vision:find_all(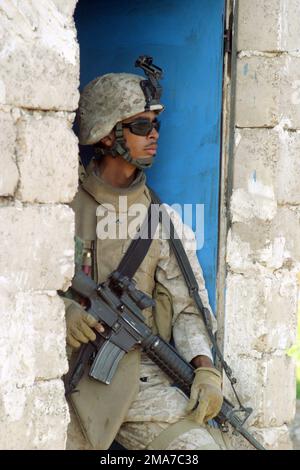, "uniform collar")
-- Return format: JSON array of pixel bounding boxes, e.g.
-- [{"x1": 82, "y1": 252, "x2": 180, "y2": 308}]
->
[{"x1": 82, "y1": 159, "x2": 147, "y2": 210}]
